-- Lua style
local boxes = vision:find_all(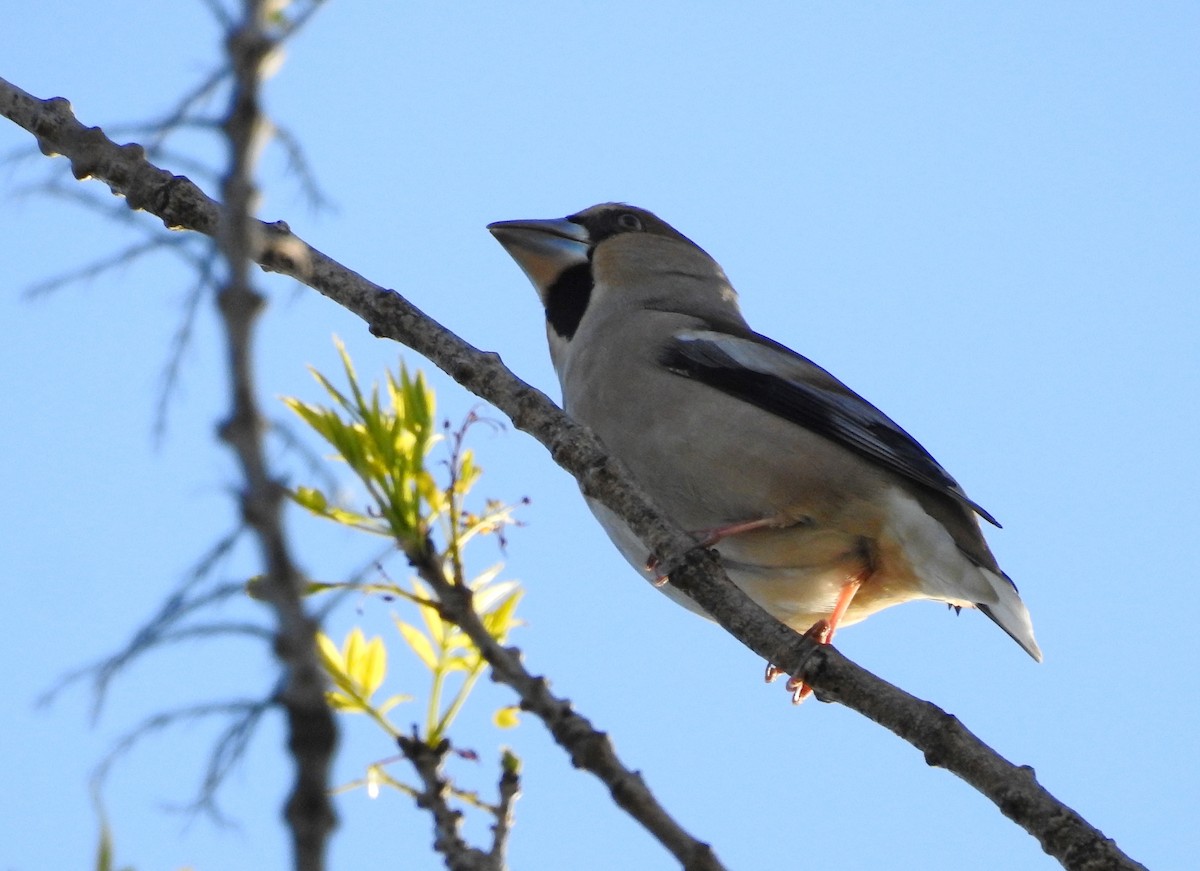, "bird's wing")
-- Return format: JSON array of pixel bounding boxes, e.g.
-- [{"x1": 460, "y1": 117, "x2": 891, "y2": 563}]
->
[{"x1": 661, "y1": 328, "x2": 999, "y2": 527}]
